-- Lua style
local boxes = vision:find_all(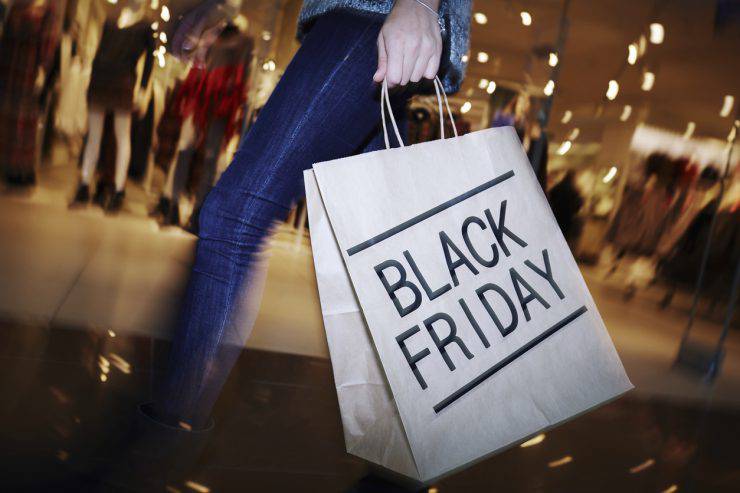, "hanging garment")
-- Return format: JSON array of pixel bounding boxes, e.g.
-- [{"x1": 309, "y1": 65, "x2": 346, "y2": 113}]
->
[
  {"x1": 87, "y1": 20, "x2": 154, "y2": 111},
  {"x1": 707, "y1": 208, "x2": 740, "y2": 293},
  {"x1": 636, "y1": 184, "x2": 675, "y2": 254},
  {"x1": 606, "y1": 185, "x2": 647, "y2": 251},
  {"x1": 656, "y1": 189, "x2": 715, "y2": 256},
  {"x1": 0, "y1": 0, "x2": 63, "y2": 182},
  {"x1": 55, "y1": 34, "x2": 90, "y2": 137},
  {"x1": 659, "y1": 201, "x2": 739, "y2": 296},
  {"x1": 608, "y1": 181, "x2": 676, "y2": 256}
]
